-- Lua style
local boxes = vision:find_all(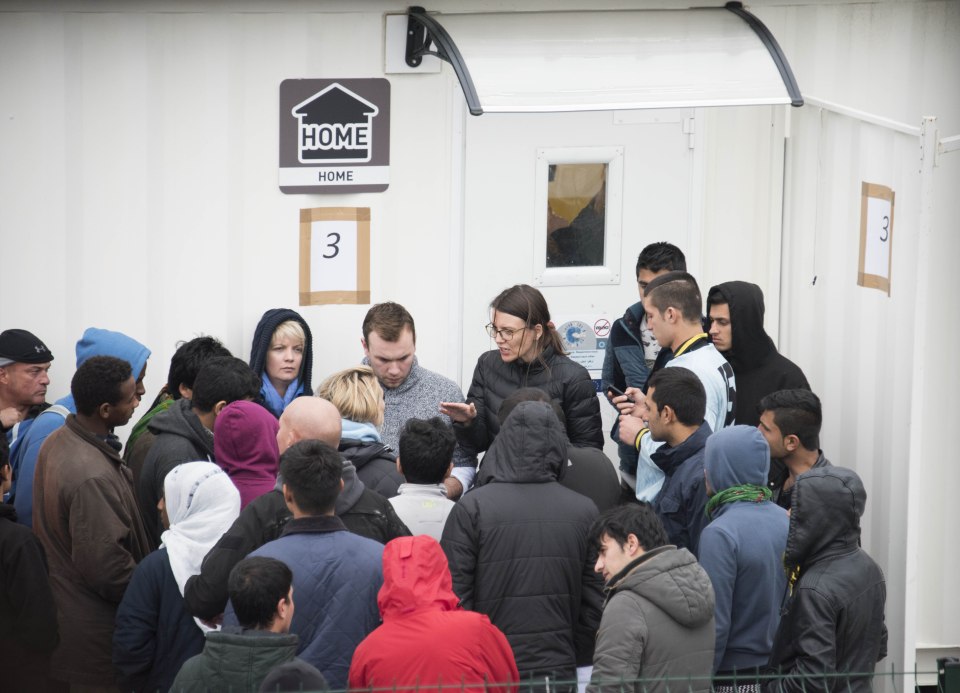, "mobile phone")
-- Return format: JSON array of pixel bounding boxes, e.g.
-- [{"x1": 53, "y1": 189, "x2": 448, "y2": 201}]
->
[{"x1": 606, "y1": 385, "x2": 635, "y2": 403}]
